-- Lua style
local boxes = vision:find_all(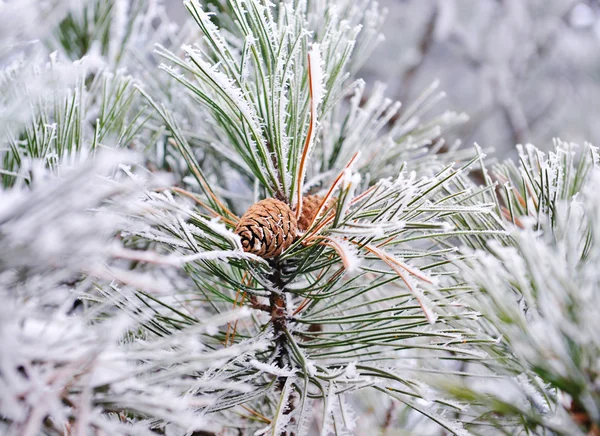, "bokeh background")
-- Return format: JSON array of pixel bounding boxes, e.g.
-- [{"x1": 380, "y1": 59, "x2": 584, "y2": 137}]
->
[{"x1": 167, "y1": 0, "x2": 600, "y2": 160}]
